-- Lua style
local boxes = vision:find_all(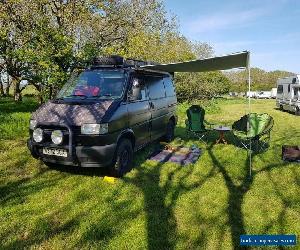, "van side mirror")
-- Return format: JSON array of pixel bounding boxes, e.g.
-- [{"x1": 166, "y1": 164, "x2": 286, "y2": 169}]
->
[
  {"x1": 128, "y1": 78, "x2": 141, "y2": 101},
  {"x1": 128, "y1": 87, "x2": 141, "y2": 101},
  {"x1": 127, "y1": 89, "x2": 136, "y2": 101}
]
